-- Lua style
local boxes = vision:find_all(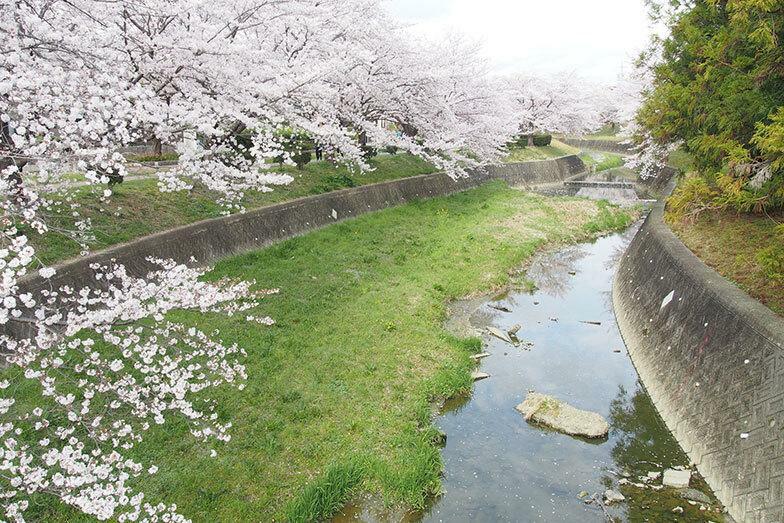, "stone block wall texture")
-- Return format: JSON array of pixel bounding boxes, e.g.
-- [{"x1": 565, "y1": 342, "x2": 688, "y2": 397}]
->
[
  {"x1": 12, "y1": 155, "x2": 584, "y2": 331},
  {"x1": 561, "y1": 137, "x2": 633, "y2": 155},
  {"x1": 613, "y1": 180, "x2": 784, "y2": 523}
]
